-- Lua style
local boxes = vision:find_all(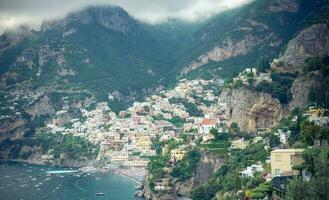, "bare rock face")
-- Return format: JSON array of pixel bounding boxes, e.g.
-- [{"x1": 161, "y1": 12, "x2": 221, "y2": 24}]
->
[
  {"x1": 267, "y1": 0, "x2": 299, "y2": 13},
  {"x1": 142, "y1": 152, "x2": 224, "y2": 200},
  {"x1": 181, "y1": 35, "x2": 261, "y2": 75},
  {"x1": 220, "y1": 88, "x2": 284, "y2": 133},
  {"x1": 174, "y1": 152, "x2": 225, "y2": 197},
  {"x1": 0, "y1": 117, "x2": 26, "y2": 142},
  {"x1": 26, "y1": 95, "x2": 55, "y2": 117},
  {"x1": 290, "y1": 71, "x2": 329, "y2": 109},
  {"x1": 42, "y1": 6, "x2": 135, "y2": 33},
  {"x1": 279, "y1": 23, "x2": 329, "y2": 66}
]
